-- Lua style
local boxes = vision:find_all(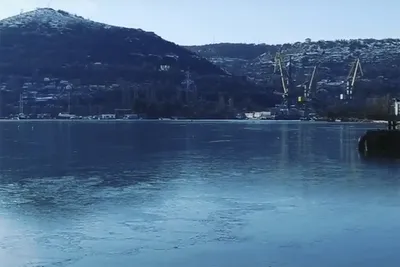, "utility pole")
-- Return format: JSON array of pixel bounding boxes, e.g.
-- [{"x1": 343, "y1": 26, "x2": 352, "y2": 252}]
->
[
  {"x1": 68, "y1": 91, "x2": 71, "y2": 114},
  {"x1": 19, "y1": 93, "x2": 23, "y2": 115},
  {"x1": 65, "y1": 84, "x2": 72, "y2": 114},
  {"x1": 183, "y1": 70, "x2": 196, "y2": 104},
  {"x1": 185, "y1": 70, "x2": 190, "y2": 103}
]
